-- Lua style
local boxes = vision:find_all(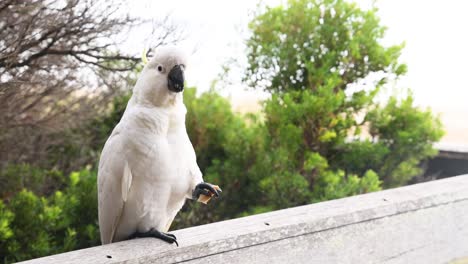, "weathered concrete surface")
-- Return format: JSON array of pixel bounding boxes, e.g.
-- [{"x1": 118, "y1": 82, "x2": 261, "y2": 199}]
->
[{"x1": 20, "y1": 175, "x2": 468, "y2": 264}]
